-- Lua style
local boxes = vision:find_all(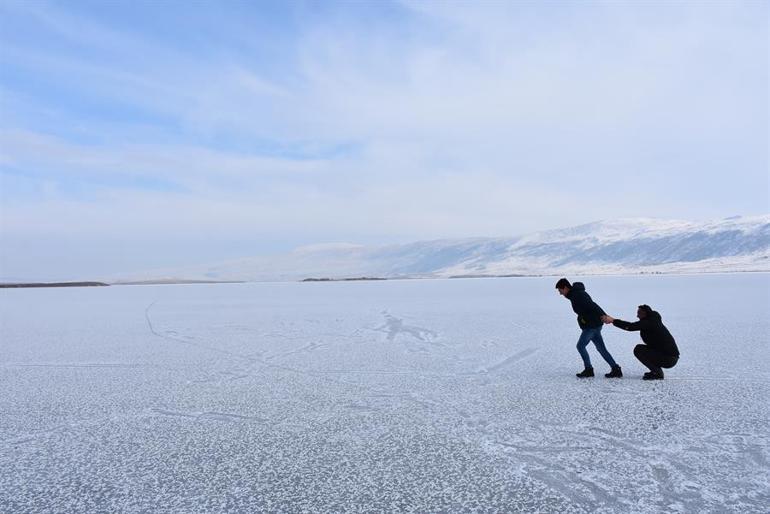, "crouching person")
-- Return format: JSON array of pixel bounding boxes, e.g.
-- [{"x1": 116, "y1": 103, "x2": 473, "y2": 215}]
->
[{"x1": 603, "y1": 305, "x2": 679, "y2": 380}]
